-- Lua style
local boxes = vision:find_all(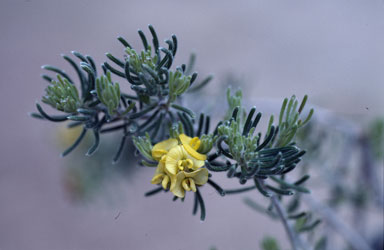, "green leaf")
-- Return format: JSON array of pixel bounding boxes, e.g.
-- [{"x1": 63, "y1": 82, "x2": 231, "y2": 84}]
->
[
  {"x1": 261, "y1": 236, "x2": 281, "y2": 250},
  {"x1": 171, "y1": 103, "x2": 195, "y2": 119}
]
